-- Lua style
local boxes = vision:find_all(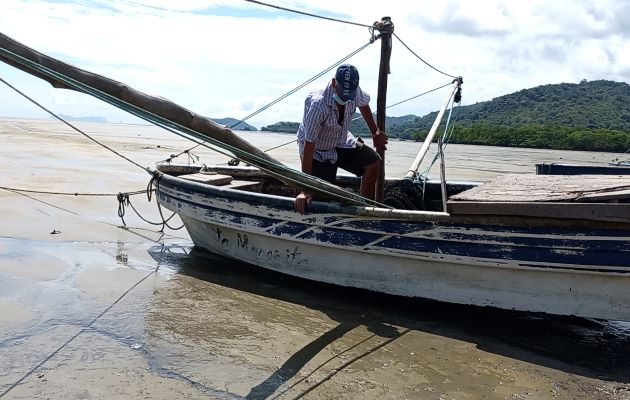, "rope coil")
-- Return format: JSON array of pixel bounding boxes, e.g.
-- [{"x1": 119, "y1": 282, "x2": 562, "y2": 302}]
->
[{"x1": 114, "y1": 176, "x2": 183, "y2": 231}]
